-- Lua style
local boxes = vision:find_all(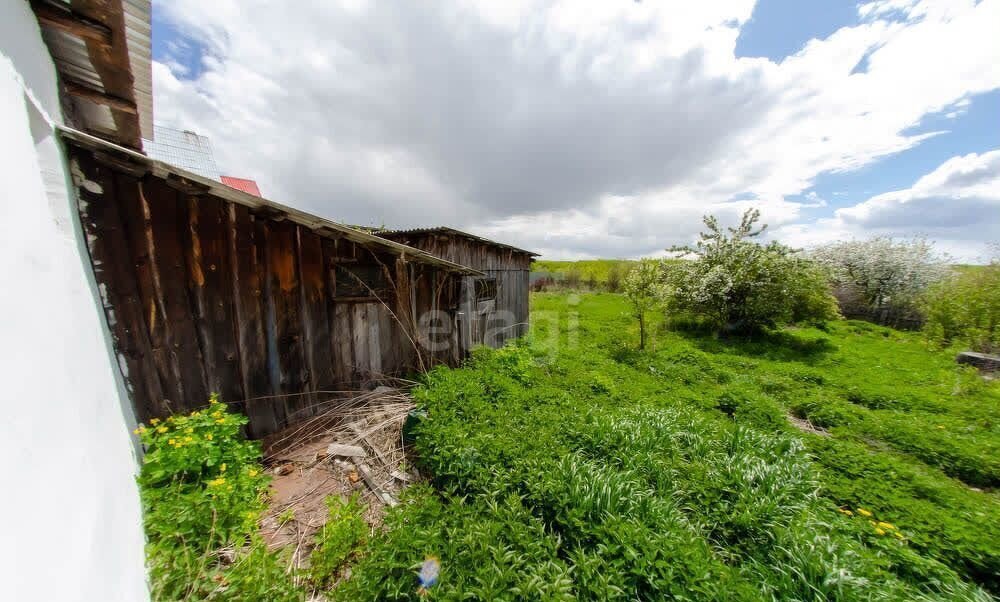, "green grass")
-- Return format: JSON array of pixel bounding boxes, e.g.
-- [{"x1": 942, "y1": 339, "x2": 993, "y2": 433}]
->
[
  {"x1": 337, "y1": 292, "x2": 1000, "y2": 600},
  {"x1": 531, "y1": 259, "x2": 637, "y2": 285}
]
